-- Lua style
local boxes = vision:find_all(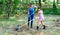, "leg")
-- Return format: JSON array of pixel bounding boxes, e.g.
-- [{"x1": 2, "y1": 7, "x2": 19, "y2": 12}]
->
[
  {"x1": 31, "y1": 14, "x2": 34, "y2": 28},
  {"x1": 38, "y1": 20, "x2": 41, "y2": 26},
  {"x1": 41, "y1": 21, "x2": 44, "y2": 25},
  {"x1": 37, "y1": 20, "x2": 41, "y2": 30},
  {"x1": 28, "y1": 14, "x2": 31, "y2": 28},
  {"x1": 41, "y1": 21, "x2": 46, "y2": 29}
]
